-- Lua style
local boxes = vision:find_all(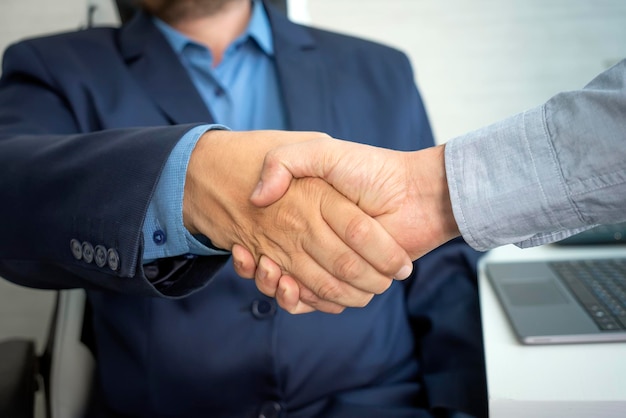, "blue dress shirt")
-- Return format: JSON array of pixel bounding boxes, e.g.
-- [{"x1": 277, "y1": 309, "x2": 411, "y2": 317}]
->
[{"x1": 142, "y1": 0, "x2": 287, "y2": 261}]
